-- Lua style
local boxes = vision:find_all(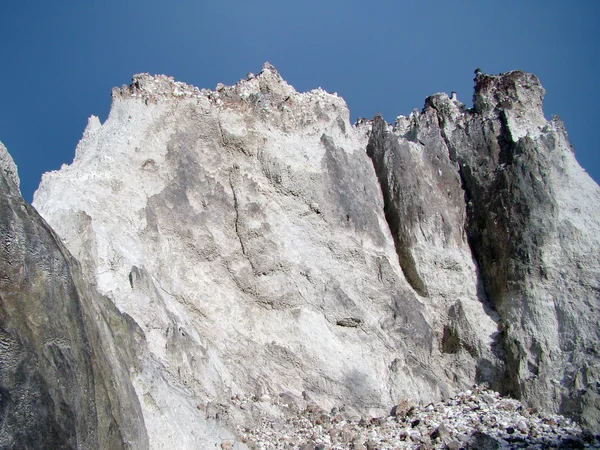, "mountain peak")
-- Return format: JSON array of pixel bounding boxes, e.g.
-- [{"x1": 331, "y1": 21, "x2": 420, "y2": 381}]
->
[
  {"x1": 473, "y1": 70, "x2": 545, "y2": 126},
  {"x1": 2, "y1": 66, "x2": 599, "y2": 448}
]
